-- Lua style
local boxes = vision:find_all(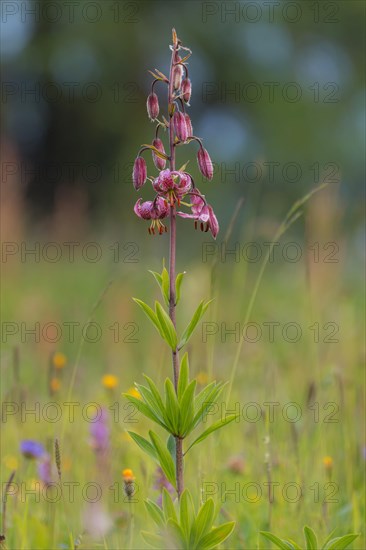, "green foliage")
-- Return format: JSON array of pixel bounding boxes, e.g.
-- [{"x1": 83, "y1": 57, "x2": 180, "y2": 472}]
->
[
  {"x1": 133, "y1": 298, "x2": 177, "y2": 349},
  {"x1": 149, "y1": 431, "x2": 177, "y2": 489},
  {"x1": 155, "y1": 301, "x2": 177, "y2": 349},
  {"x1": 142, "y1": 489, "x2": 235, "y2": 549},
  {"x1": 260, "y1": 526, "x2": 359, "y2": 550},
  {"x1": 124, "y1": 359, "x2": 237, "y2": 440},
  {"x1": 136, "y1": 267, "x2": 211, "y2": 351},
  {"x1": 175, "y1": 271, "x2": 186, "y2": 305},
  {"x1": 149, "y1": 265, "x2": 185, "y2": 307},
  {"x1": 178, "y1": 299, "x2": 213, "y2": 350}
]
